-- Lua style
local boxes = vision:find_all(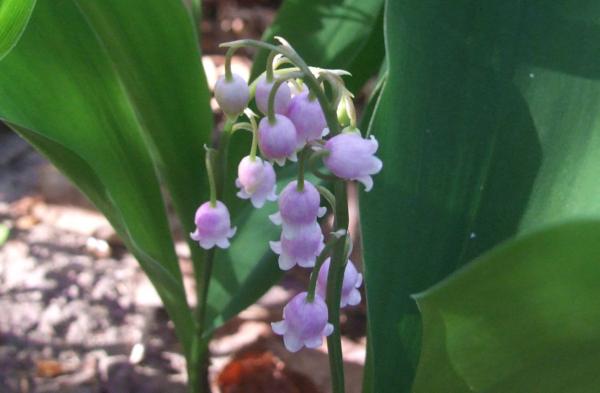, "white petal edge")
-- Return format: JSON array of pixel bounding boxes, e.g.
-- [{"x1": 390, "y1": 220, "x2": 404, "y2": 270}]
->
[
  {"x1": 269, "y1": 212, "x2": 282, "y2": 225},
  {"x1": 271, "y1": 320, "x2": 287, "y2": 335},
  {"x1": 322, "y1": 323, "x2": 334, "y2": 337},
  {"x1": 283, "y1": 333, "x2": 303, "y2": 352},
  {"x1": 304, "y1": 336, "x2": 323, "y2": 349},
  {"x1": 346, "y1": 289, "x2": 362, "y2": 306},
  {"x1": 269, "y1": 241, "x2": 282, "y2": 254},
  {"x1": 357, "y1": 175, "x2": 373, "y2": 192},
  {"x1": 317, "y1": 206, "x2": 327, "y2": 218}
]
